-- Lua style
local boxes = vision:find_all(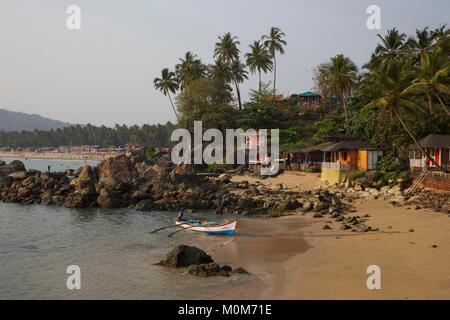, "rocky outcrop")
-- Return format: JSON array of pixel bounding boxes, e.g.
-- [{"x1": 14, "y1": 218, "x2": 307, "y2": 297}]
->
[
  {"x1": 159, "y1": 245, "x2": 249, "y2": 278},
  {"x1": 187, "y1": 263, "x2": 231, "y2": 277},
  {"x1": 157, "y1": 245, "x2": 213, "y2": 268},
  {"x1": 98, "y1": 155, "x2": 138, "y2": 182}
]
